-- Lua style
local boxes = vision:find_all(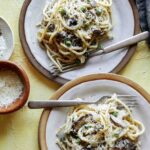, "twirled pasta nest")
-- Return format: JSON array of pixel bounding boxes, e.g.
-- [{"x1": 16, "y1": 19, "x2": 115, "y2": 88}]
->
[{"x1": 38, "y1": 0, "x2": 112, "y2": 71}]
